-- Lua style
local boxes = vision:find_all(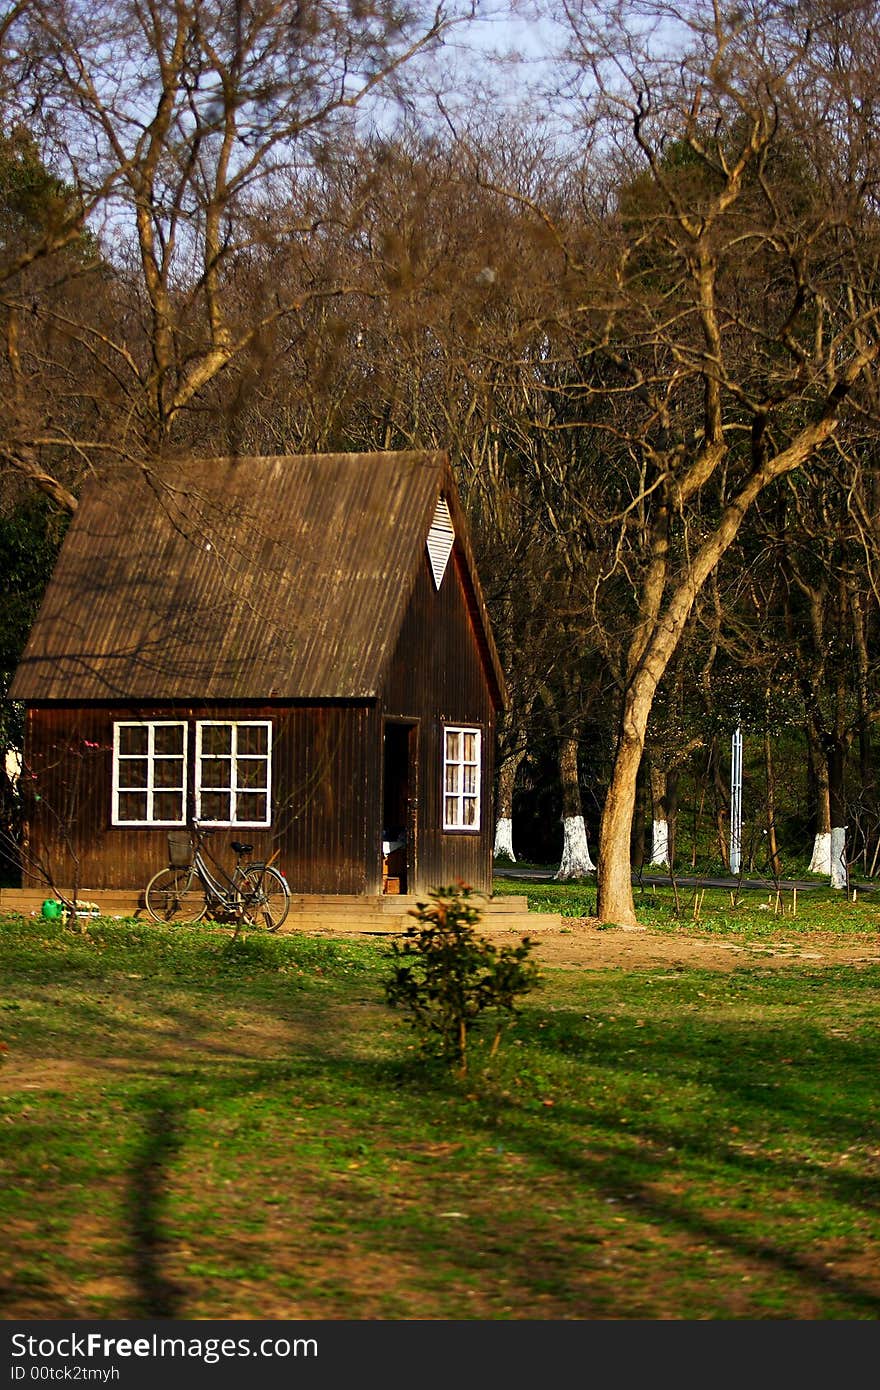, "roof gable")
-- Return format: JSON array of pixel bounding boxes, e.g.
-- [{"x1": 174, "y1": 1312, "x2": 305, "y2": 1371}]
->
[{"x1": 10, "y1": 451, "x2": 506, "y2": 706}]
